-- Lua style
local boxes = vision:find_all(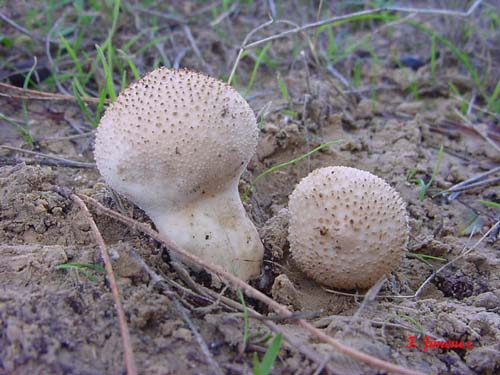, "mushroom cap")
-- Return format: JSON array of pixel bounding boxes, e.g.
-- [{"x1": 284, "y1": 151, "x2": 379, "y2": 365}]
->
[
  {"x1": 94, "y1": 67, "x2": 258, "y2": 212},
  {"x1": 288, "y1": 166, "x2": 409, "y2": 290}
]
